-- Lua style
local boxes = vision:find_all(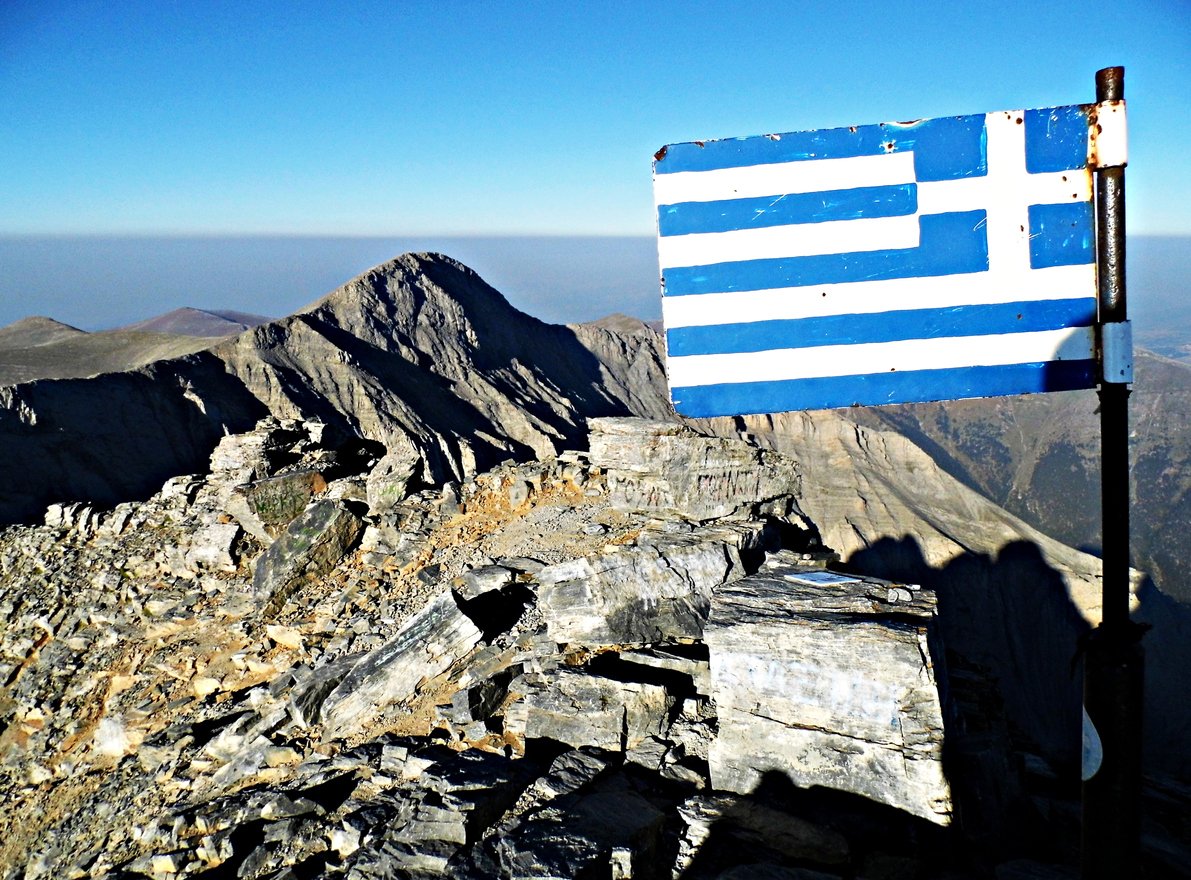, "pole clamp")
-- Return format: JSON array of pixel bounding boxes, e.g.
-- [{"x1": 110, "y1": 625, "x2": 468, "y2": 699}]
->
[
  {"x1": 1090, "y1": 100, "x2": 1127, "y2": 169},
  {"x1": 1100, "y1": 320, "x2": 1133, "y2": 384}
]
